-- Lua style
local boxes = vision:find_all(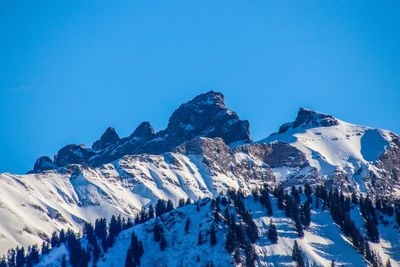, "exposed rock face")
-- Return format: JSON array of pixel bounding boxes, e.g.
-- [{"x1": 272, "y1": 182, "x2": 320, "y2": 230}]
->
[
  {"x1": 239, "y1": 142, "x2": 308, "y2": 169},
  {"x1": 140, "y1": 91, "x2": 251, "y2": 154},
  {"x1": 278, "y1": 108, "x2": 339, "y2": 134},
  {"x1": 33, "y1": 156, "x2": 57, "y2": 172},
  {"x1": 129, "y1": 121, "x2": 155, "y2": 140},
  {"x1": 92, "y1": 127, "x2": 120, "y2": 150},
  {"x1": 29, "y1": 91, "x2": 400, "y2": 201},
  {"x1": 165, "y1": 91, "x2": 250, "y2": 145},
  {"x1": 89, "y1": 122, "x2": 156, "y2": 166},
  {"x1": 293, "y1": 107, "x2": 339, "y2": 128},
  {"x1": 368, "y1": 132, "x2": 400, "y2": 197},
  {"x1": 54, "y1": 145, "x2": 95, "y2": 166},
  {"x1": 32, "y1": 91, "x2": 251, "y2": 172}
]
